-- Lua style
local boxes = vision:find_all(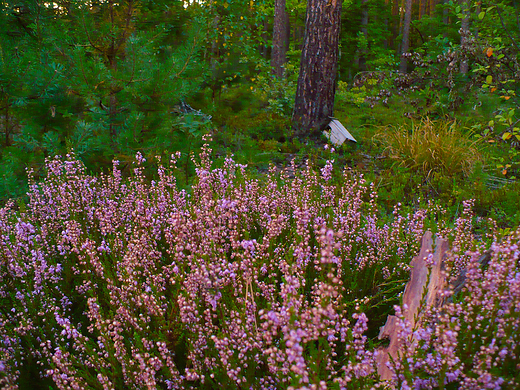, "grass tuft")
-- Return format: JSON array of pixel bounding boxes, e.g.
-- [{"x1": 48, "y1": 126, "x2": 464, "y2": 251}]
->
[{"x1": 375, "y1": 118, "x2": 482, "y2": 178}]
